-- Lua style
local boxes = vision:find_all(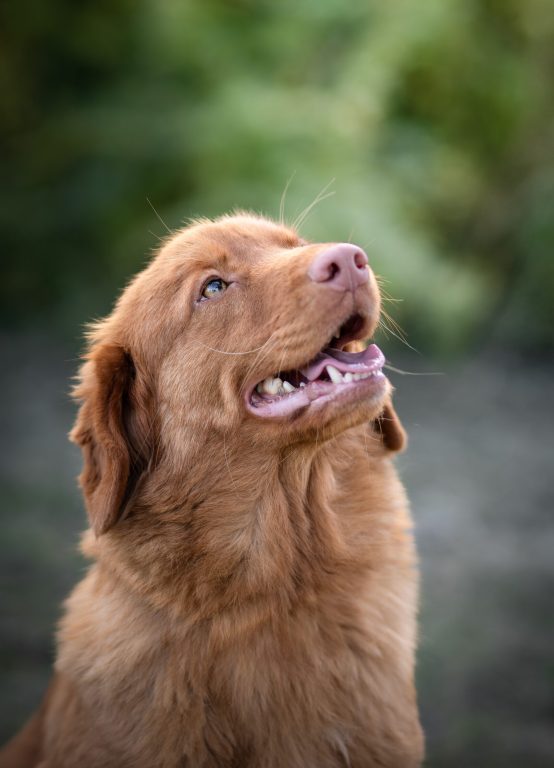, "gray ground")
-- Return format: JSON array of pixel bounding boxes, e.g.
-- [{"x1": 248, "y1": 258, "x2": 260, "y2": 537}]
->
[{"x1": 1, "y1": 333, "x2": 553, "y2": 766}]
